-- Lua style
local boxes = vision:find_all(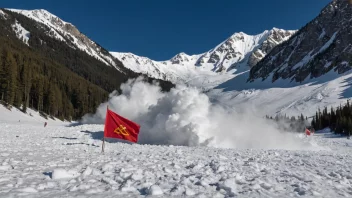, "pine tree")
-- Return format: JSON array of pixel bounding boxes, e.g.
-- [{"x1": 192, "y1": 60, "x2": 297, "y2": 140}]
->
[
  {"x1": 22, "y1": 59, "x2": 32, "y2": 112},
  {"x1": 300, "y1": 114, "x2": 304, "y2": 122},
  {"x1": 0, "y1": 48, "x2": 8, "y2": 102},
  {"x1": 6, "y1": 52, "x2": 17, "y2": 106},
  {"x1": 347, "y1": 118, "x2": 352, "y2": 136}
]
